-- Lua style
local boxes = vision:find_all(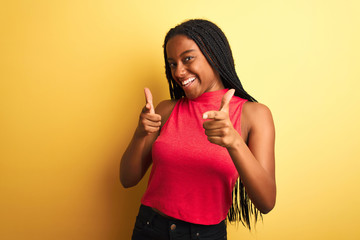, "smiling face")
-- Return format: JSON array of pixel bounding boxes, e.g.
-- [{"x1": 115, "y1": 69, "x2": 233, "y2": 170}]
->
[{"x1": 166, "y1": 35, "x2": 224, "y2": 99}]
